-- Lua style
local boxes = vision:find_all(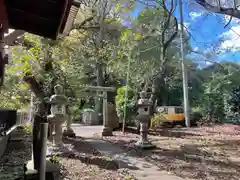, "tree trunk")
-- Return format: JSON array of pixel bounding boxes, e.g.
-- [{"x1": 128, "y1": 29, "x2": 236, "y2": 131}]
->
[
  {"x1": 23, "y1": 75, "x2": 47, "y2": 170},
  {"x1": 149, "y1": 46, "x2": 168, "y2": 111}
]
